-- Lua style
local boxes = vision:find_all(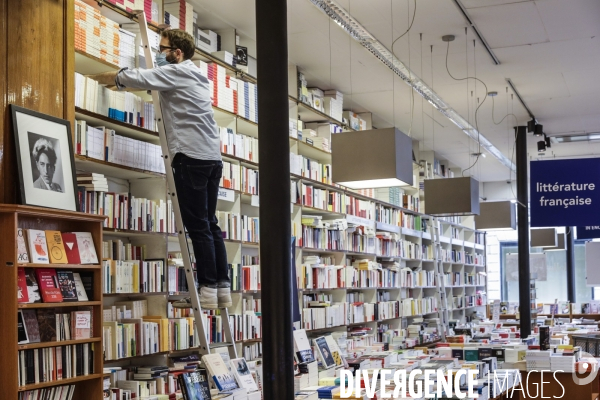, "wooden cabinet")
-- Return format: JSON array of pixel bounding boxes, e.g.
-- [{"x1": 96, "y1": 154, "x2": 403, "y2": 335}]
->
[{"x1": 0, "y1": 205, "x2": 105, "y2": 399}]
